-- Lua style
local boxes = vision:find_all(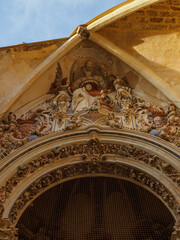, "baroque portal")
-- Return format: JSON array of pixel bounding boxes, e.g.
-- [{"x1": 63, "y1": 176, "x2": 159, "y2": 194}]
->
[
  {"x1": 17, "y1": 177, "x2": 174, "y2": 240},
  {"x1": 0, "y1": 40, "x2": 180, "y2": 240},
  {"x1": 0, "y1": 40, "x2": 180, "y2": 158}
]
